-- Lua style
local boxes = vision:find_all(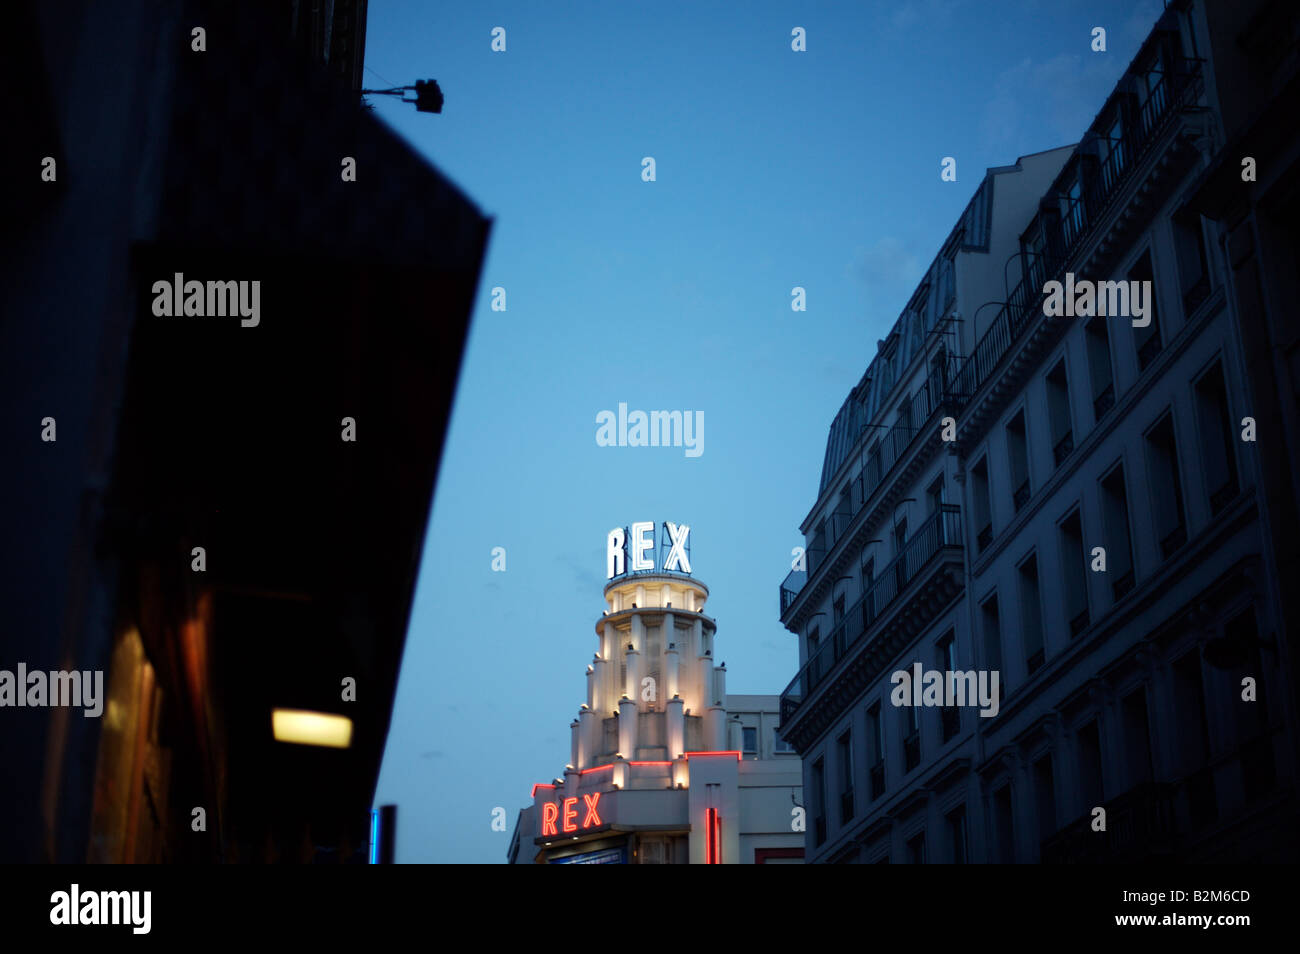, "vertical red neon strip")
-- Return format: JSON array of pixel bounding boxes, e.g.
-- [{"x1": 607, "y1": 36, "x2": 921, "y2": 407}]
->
[{"x1": 706, "y1": 808, "x2": 721, "y2": 864}]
